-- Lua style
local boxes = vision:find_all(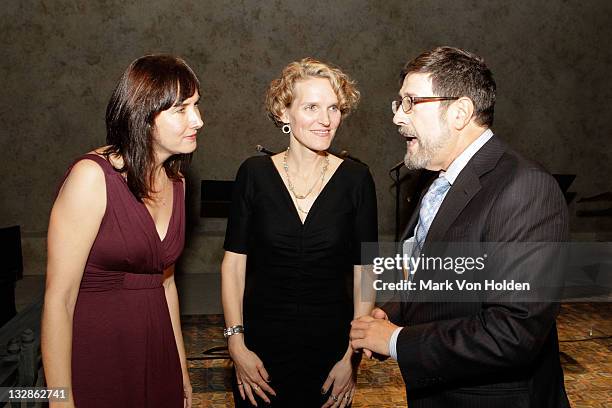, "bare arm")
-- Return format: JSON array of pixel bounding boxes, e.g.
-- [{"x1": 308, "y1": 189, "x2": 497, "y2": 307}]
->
[
  {"x1": 340, "y1": 264, "x2": 376, "y2": 358},
  {"x1": 341, "y1": 264, "x2": 376, "y2": 357},
  {"x1": 221, "y1": 251, "x2": 276, "y2": 405},
  {"x1": 353, "y1": 264, "x2": 375, "y2": 320},
  {"x1": 163, "y1": 265, "x2": 191, "y2": 407},
  {"x1": 221, "y1": 251, "x2": 246, "y2": 335},
  {"x1": 221, "y1": 251, "x2": 247, "y2": 356},
  {"x1": 41, "y1": 160, "x2": 106, "y2": 406}
]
